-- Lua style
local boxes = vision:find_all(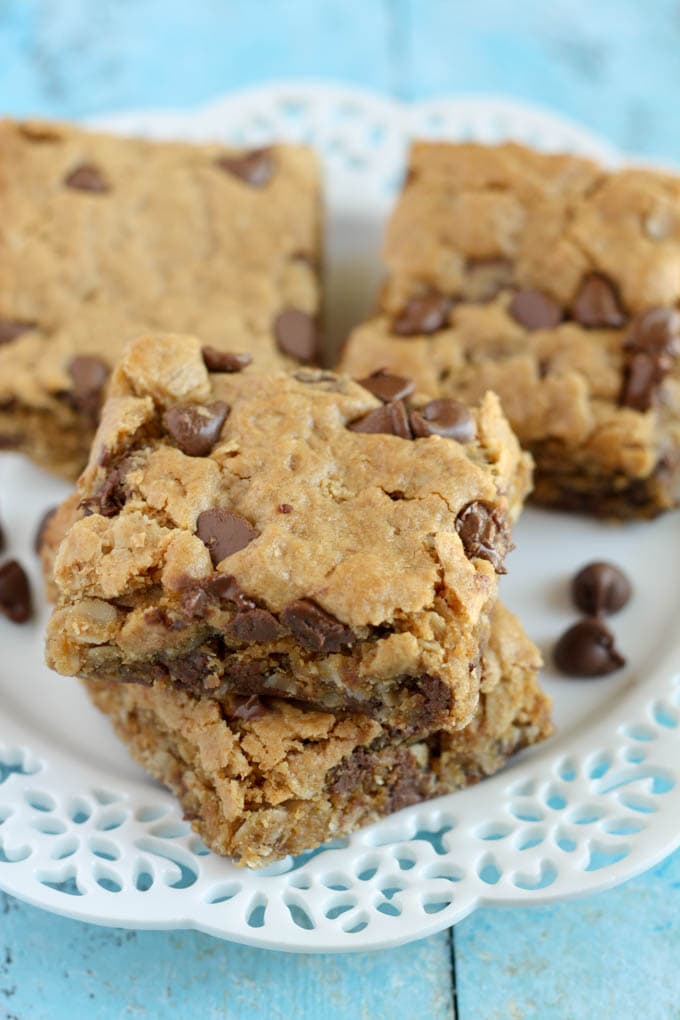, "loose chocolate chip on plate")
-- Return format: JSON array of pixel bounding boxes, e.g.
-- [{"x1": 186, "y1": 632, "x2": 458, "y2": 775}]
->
[
  {"x1": 509, "y1": 289, "x2": 563, "y2": 330},
  {"x1": 571, "y1": 561, "x2": 632, "y2": 616},
  {"x1": 216, "y1": 148, "x2": 275, "y2": 187},
  {"x1": 0, "y1": 320, "x2": 36, "y2": 344},
  {"x1": 163, "y1": 401, "x2": 229, "y2": 457},
  {"x1": 274, "y1": 308, "x2": 319, "y2": 363},
  {"x1": 201, "y1": 346, "x2": 253, "y2": 373},
  {"x1": 0, "y1": 560, "x2": 32, "y2": 623},
  {"x1": 196, "y1": 509, "x2": 259, "y2": 566},
  {"x1": 34, "y1": 506, "x2": 57, "y2": 554},
  {"x1": 455, "y1": 502, "x2": 510, "y2": 573},
  {"x1": 392, "y1": 291, "x2": 452, "y2": 336},
  {"x1": 227, "y1": 608, "x2": 283, "y2": 643},
  {"x1": 67, "y1": 356, "x2": 110, "y2": 417},
  {"x1": 571, "y1": 274, "x2": 627, "y2": 328},
  {"x1": 348, "y1": 400, "x2": 413, "y2": 439},
  {"x1": 411, "y1": 398, "x2": 476, "y2": 443},
  {"x1": 64, "y1": 164, "x2": 110, "y2": 193},
  {"x1": 553, "y1": 618, "x2": 625, "y2": 677},
  {"x1": 357, "y1": 369, "x2": 415, "y2": 403},
  {"x1": 280, "y1": 598, "x2": 354, "y2": 654}
]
